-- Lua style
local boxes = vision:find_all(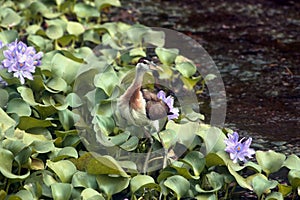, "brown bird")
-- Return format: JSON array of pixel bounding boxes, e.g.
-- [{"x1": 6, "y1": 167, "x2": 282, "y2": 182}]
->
[
  {"x1": 116, "y1": 57, "x2": 171, "y2": 173},
  {"x1": 116, "y1": 57, "x2": 170, "y2": 131}
]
